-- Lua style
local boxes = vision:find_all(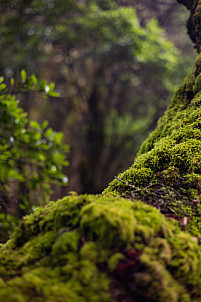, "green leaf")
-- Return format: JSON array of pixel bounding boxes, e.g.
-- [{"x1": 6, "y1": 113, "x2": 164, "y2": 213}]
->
[
  {"x1": 39, "y1": 79, "x2": 46, "y2": 92},
  {"x1": 54, "y1": 132, "x2": 63, "y2": 144},
  {"x1": 47, "y1": 91, "x2": 60, "y2": 97},
  {"x1": 10, "y1": 77, "x2": 14, "y2": 86},
  {"x1": 42, "y1": 120, "x2": 49, "y2": 129},
  {"x1": 25, "y1": 76, "x2": 36, "y2": 89},
  {"x1": 0, "y1": 83, "x2": 6, "y2": 91},
  {"x1": 31, "y1": 74, "x2": 38, "y2": 86},
  {"x1": 21, "y1": 70, "x2": 27, "y2": 83},
  {"x1": 49, "y1": 82, "x2": 55, "y2": 91},
  {"x1": 38, "y1": 153, "x2": 46, "y2": 161},
  {"x1": 45, "y1": 128, "x2": 54, "y2": 138},
  {"x1": 30, "y1": 120, "x2": 41, "y2": 129}
]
